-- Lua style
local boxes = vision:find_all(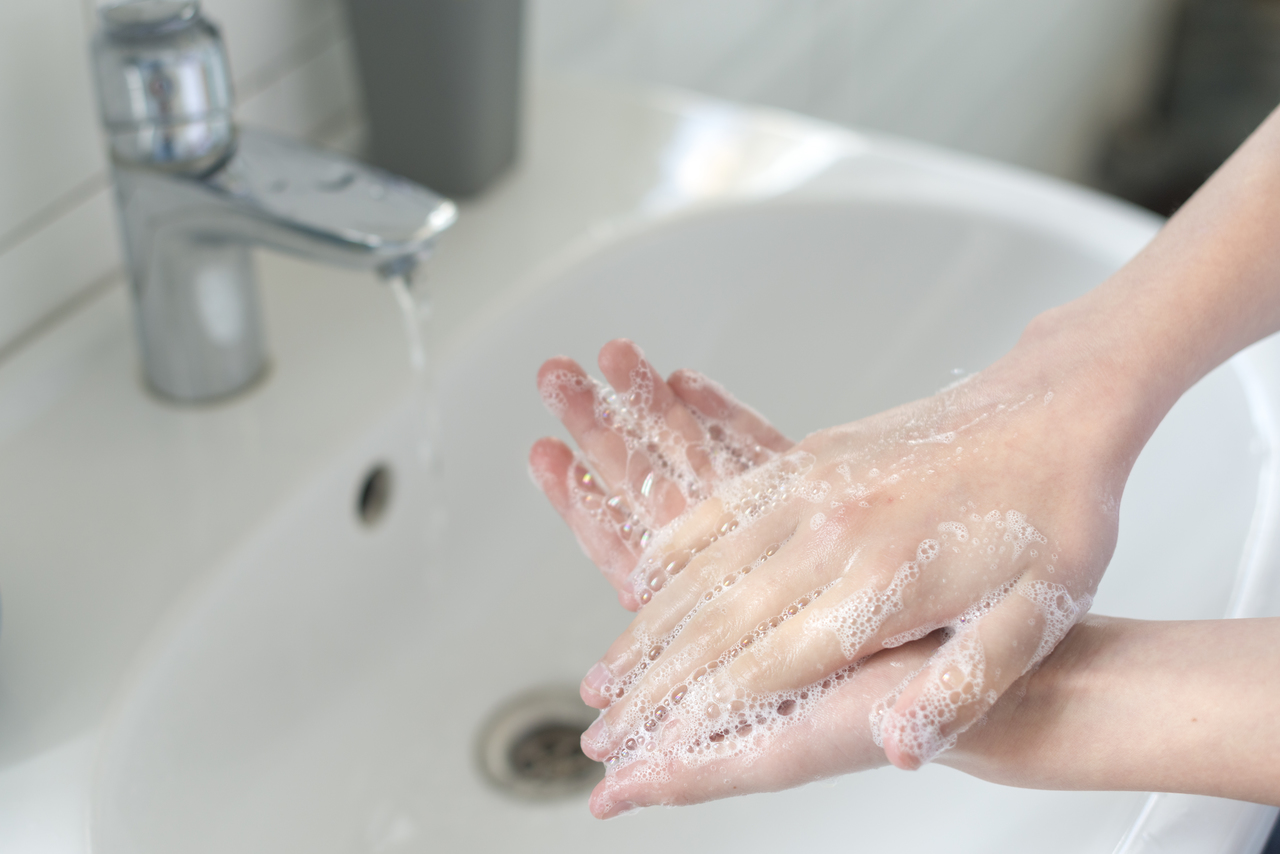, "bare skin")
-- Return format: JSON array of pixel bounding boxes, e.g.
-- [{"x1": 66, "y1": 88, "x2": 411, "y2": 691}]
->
[
  {"x1": 530, "y1": 102, "x2": 1280, "y2": 815},
  {"x1": 590, "y1": 617, "x2": 1280, "y2": 817}
]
